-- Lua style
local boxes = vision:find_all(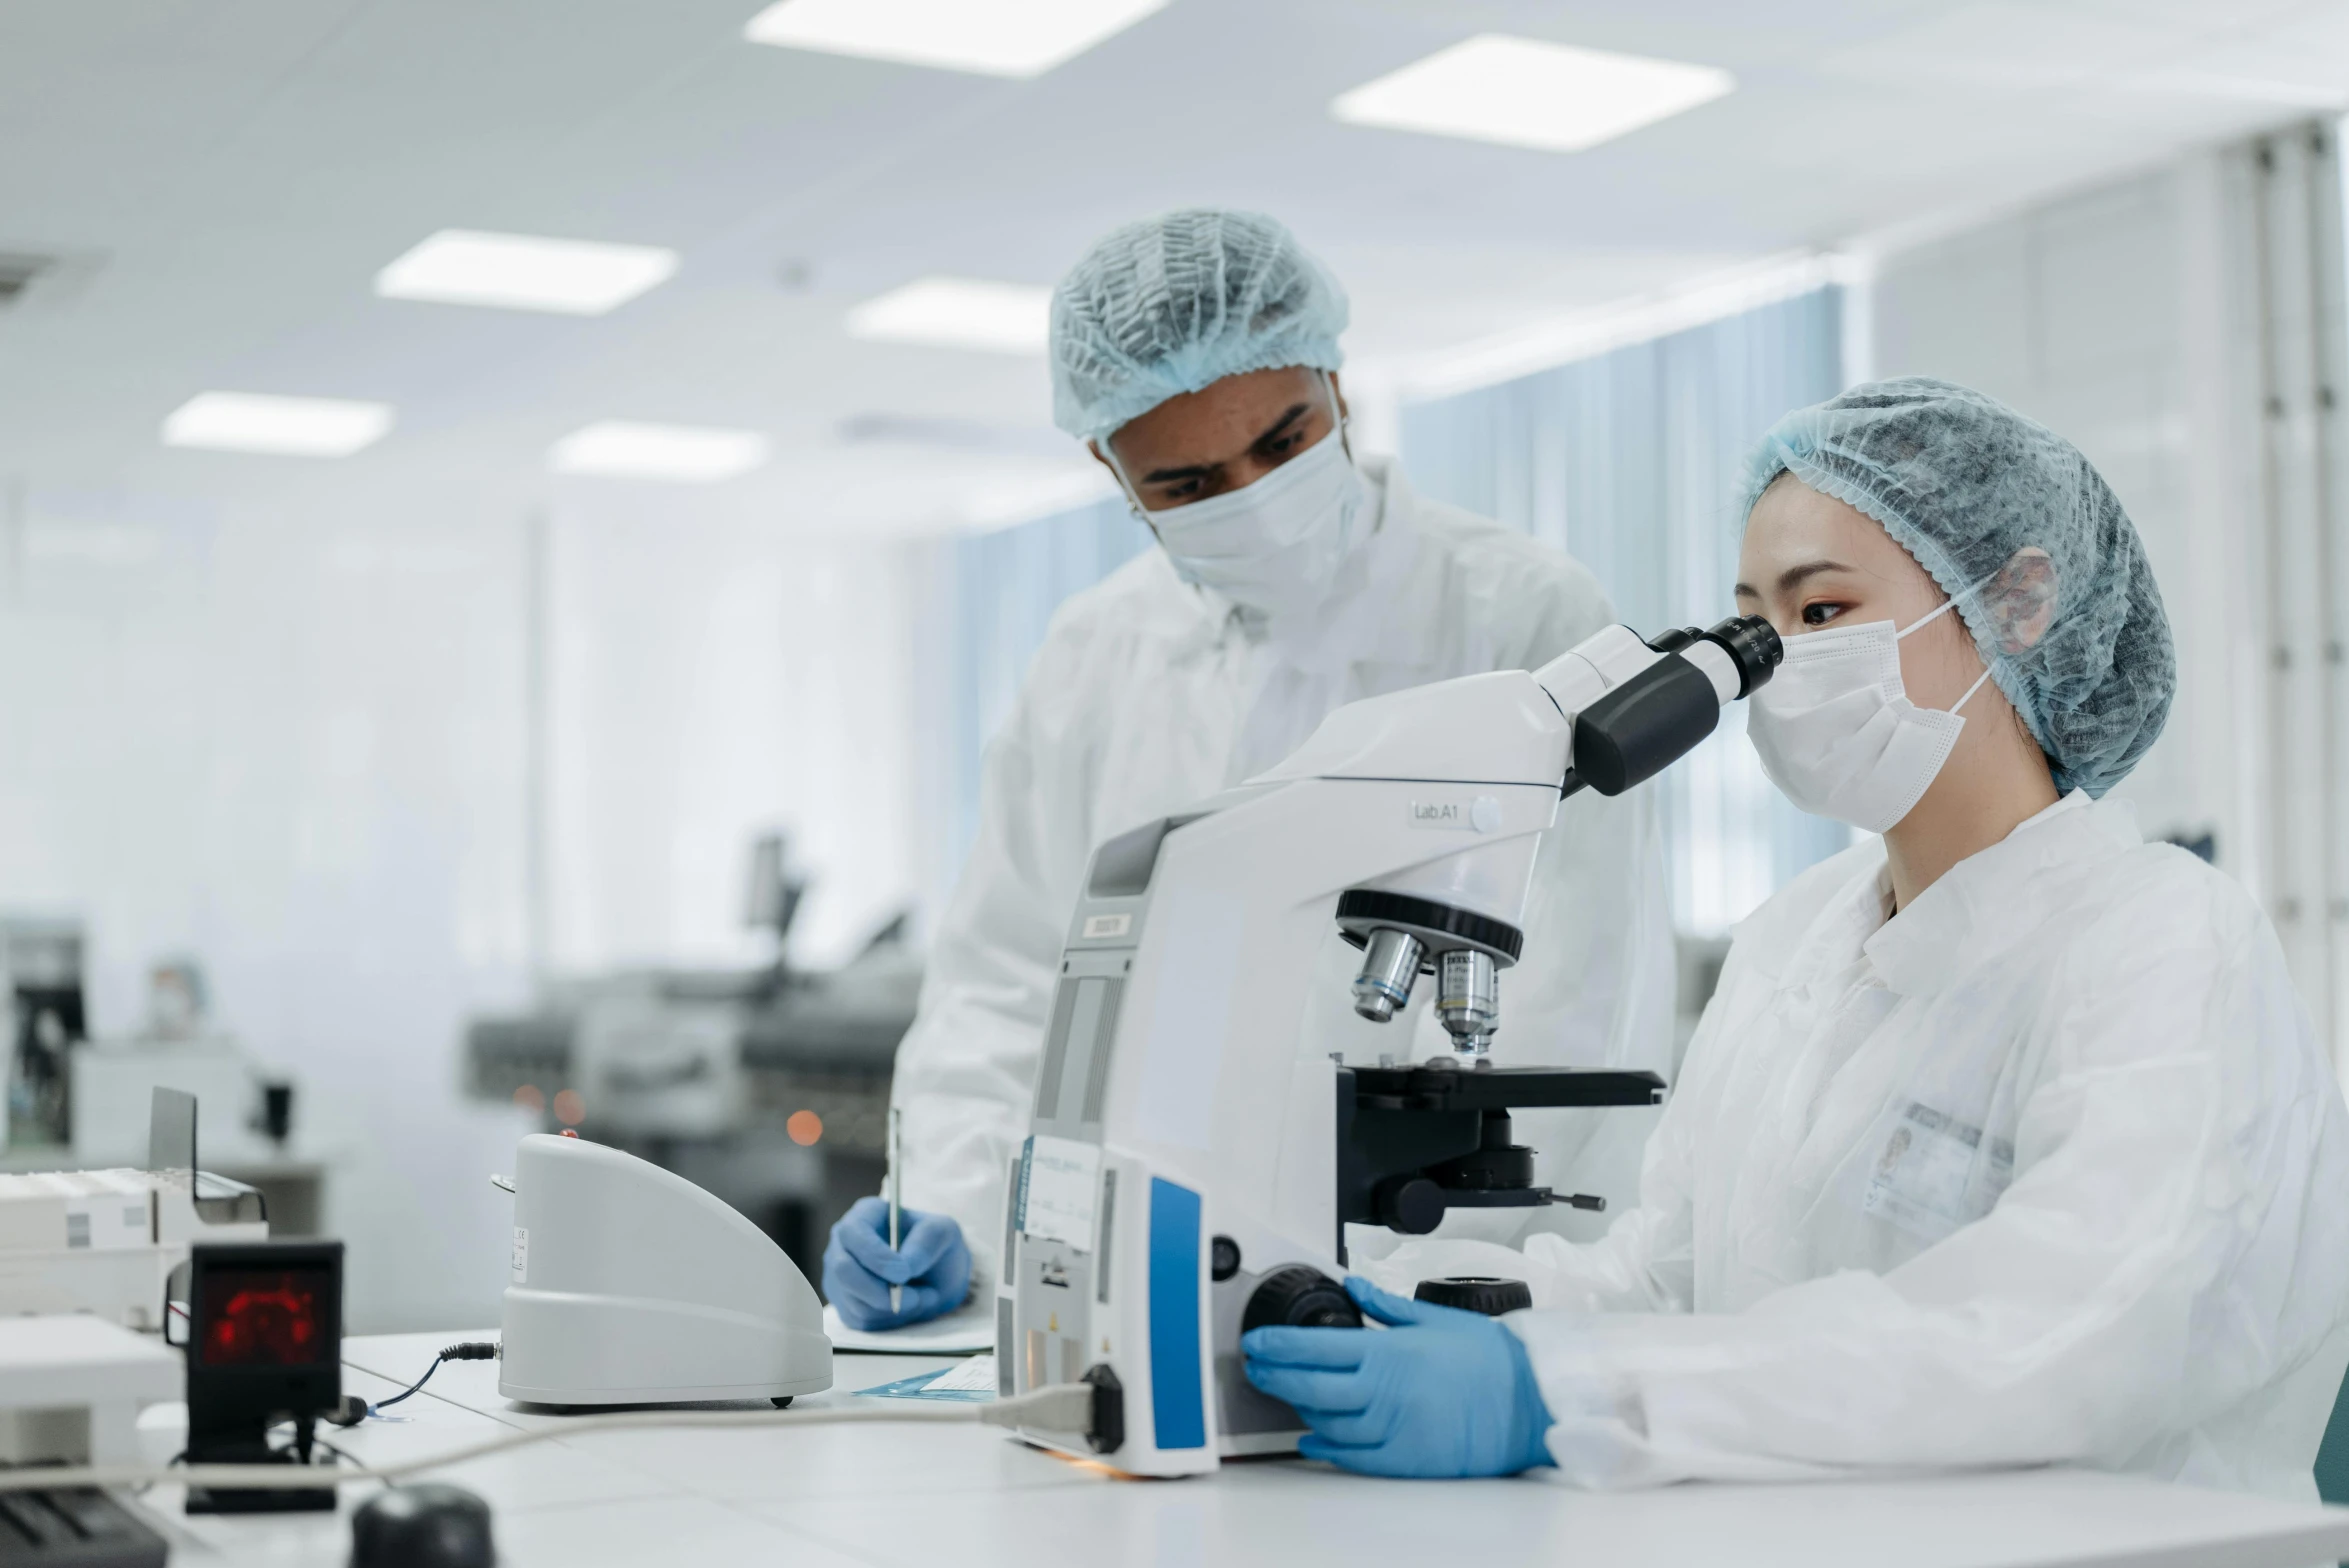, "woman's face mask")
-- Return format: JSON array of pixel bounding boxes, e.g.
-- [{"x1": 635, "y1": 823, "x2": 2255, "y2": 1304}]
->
[
  {"x1": 1104, "y1": 374, "x2": 1366, "y2": 620},
  {"x1": 1744, "y1": 598, "x2": 1995, "y2": 833}
]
